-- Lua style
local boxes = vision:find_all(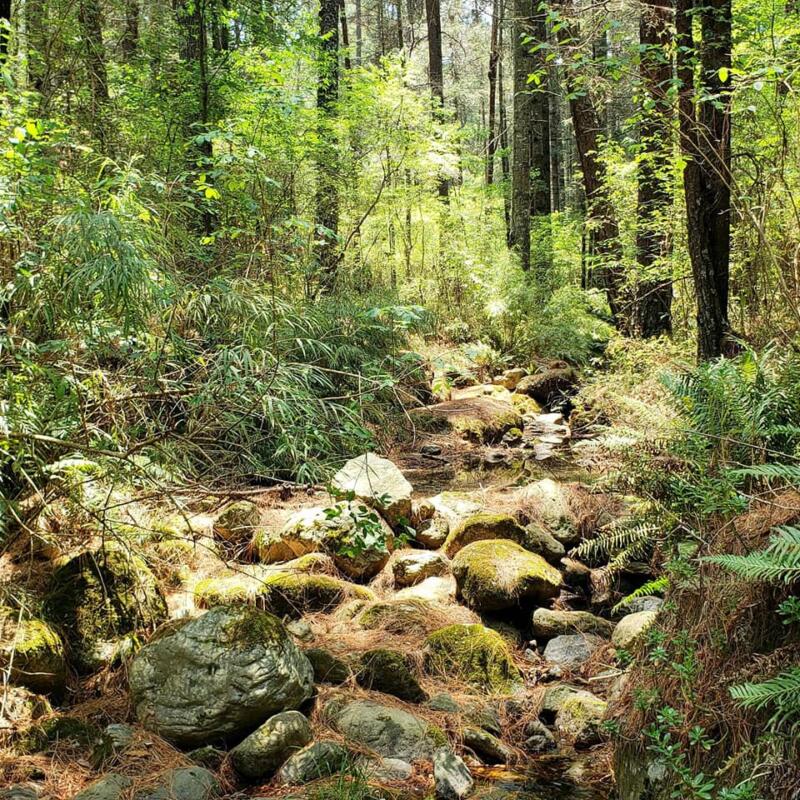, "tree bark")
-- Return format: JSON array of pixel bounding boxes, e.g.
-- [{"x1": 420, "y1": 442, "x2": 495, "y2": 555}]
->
[
  {"x1": 486, "y1": 0, "x2": 500, "y2": 184},
  {"x1": 425, "y1": 0, "x2": 449, "y2": 198},
  {"x1": 498, "y1": 15, "x2": 511, "y2": 239},
  {"x1": 78, "y1": 0, "x2": 113, "y2": 152},
  {"x1": 121, "y1": 0, "x2": 139, "y2": 59},
  {"x1": 0, "y1": 0, "x2": 11, "y2": 61},
  {"x1": 676, "y1": 0, "x2": 732, "y2": 360},
  {"x1": 633, "y1": 0, "x2": 674, "y2": 337},
  {"x1": 355, "y1": 0, "x2": 362, "y2": 63},
  {"x1": 340, "y1": 0, "x2": 352, "y2": 70},
  {"x1": 316, "y1": 0, "x2": 341, "y2": 292}
]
